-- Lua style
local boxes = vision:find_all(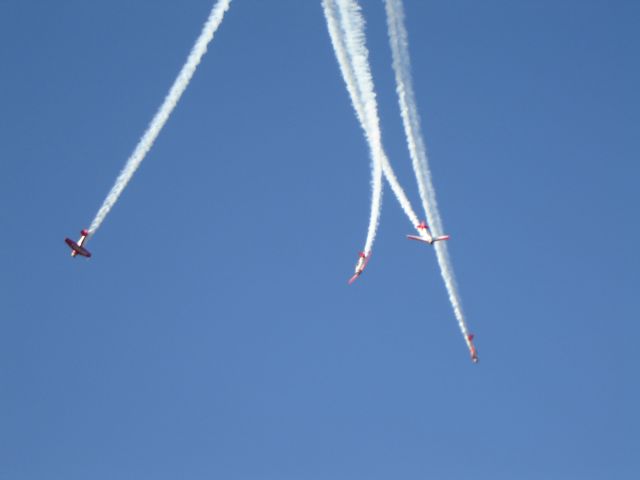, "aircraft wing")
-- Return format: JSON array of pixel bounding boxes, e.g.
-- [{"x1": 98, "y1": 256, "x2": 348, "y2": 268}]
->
[
  {"x1": 65, "y1": 238, "x2": 92, "y2": 257},
  {"x1": 407, "y1": 234, "x2": 431, "y2": 244}
]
